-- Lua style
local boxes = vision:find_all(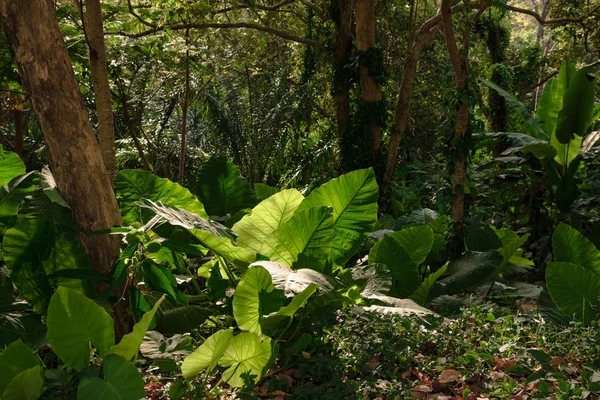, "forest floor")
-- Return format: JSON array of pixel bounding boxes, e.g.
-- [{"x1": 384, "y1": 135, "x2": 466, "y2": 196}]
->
[{"x1": 141, "y1": 303, "x2": 600, "y2": 400}]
